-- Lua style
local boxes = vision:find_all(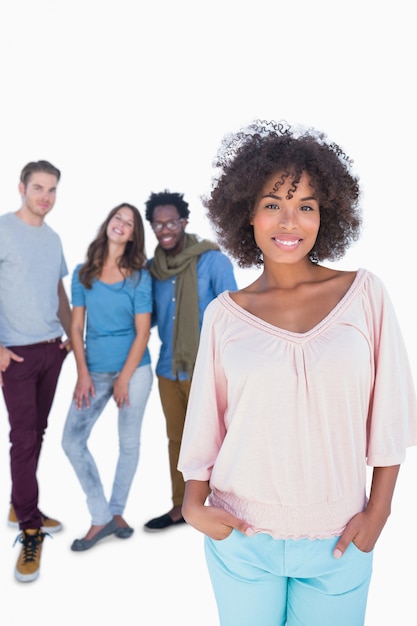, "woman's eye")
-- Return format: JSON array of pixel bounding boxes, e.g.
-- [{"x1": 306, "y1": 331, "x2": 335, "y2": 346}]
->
[
  {"x1": 265, "y1": 203, "x2": 279, "y2": 210},
  {"x1": 300, "y1": 204, "x2": 314, "y2": 211}
]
